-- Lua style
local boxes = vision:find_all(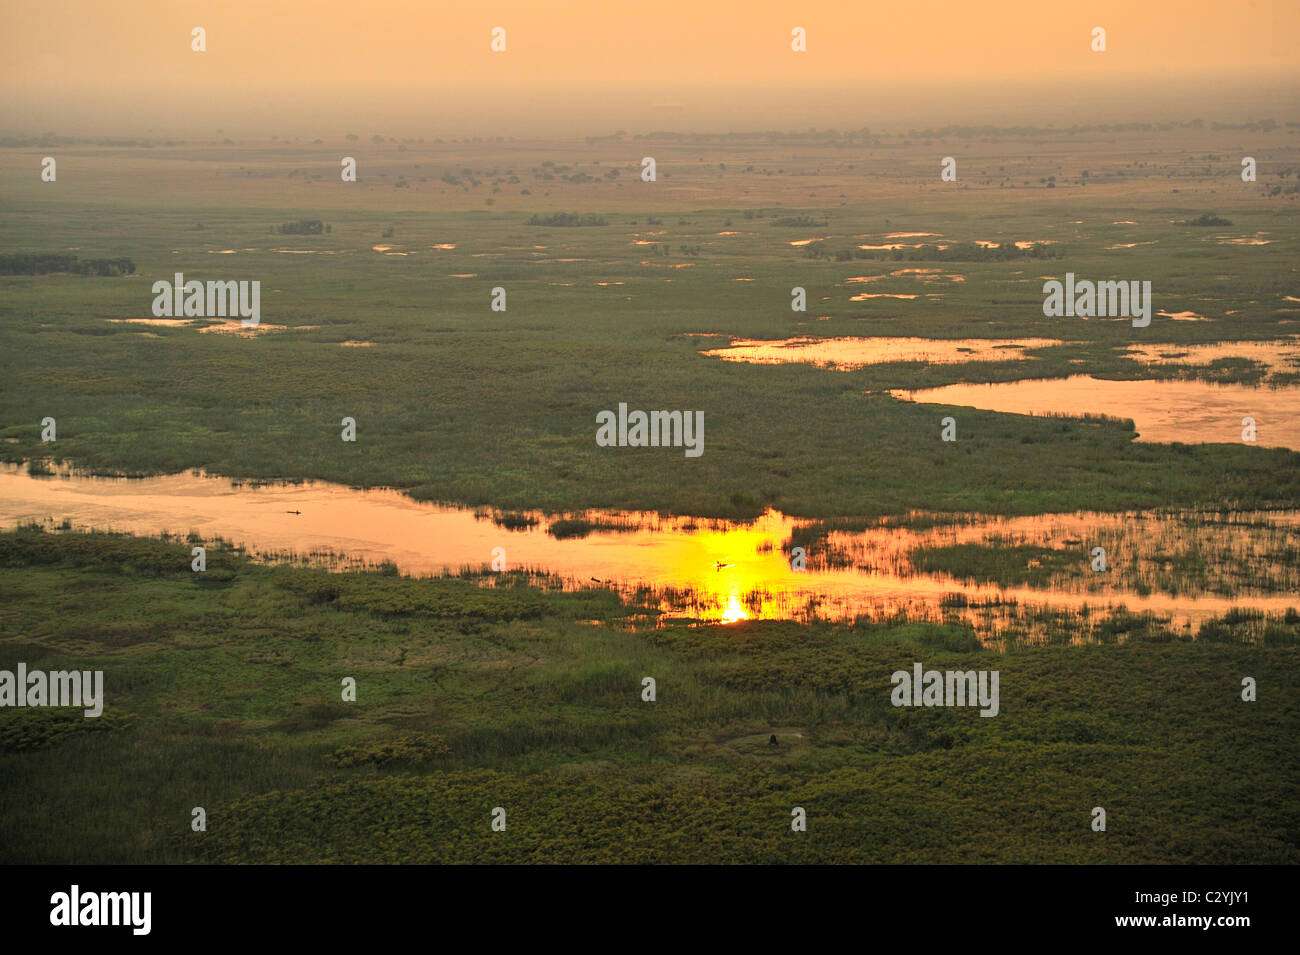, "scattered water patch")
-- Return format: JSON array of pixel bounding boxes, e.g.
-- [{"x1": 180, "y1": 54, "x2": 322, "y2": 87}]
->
[
  {"x1": 893, "y1": 375, "x2": 1300, "y2": 449},
  {"x1": 2, "y1": 465, "x2": 1294, "y2": 629},
  {"x1": 1124, "y1": 338, "x2": 1300, "y2": 377},
  {"x1": 107, "y1": 318, "x2": 193, "y2": 328},
  {"x1": 702, "y1": 336, "x2": 1065, "y2": 368}
]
